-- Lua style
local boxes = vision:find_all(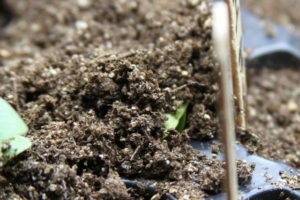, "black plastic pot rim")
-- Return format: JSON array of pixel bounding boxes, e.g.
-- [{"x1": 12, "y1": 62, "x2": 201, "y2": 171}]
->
[{"x1": 123, "y1": 179, "x2": 300, "y2": 200}]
